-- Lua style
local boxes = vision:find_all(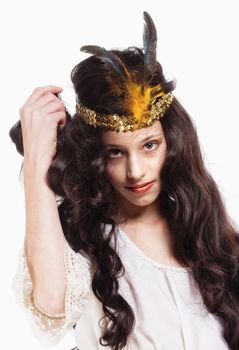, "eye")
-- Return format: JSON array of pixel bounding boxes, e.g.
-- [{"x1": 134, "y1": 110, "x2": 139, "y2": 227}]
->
[
  {"x1": 144, "y1": 141, "x2": 158, "y2": 151},
  {"x1": 107, "y1": 148, "x2": 123, "y2": 158}
]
